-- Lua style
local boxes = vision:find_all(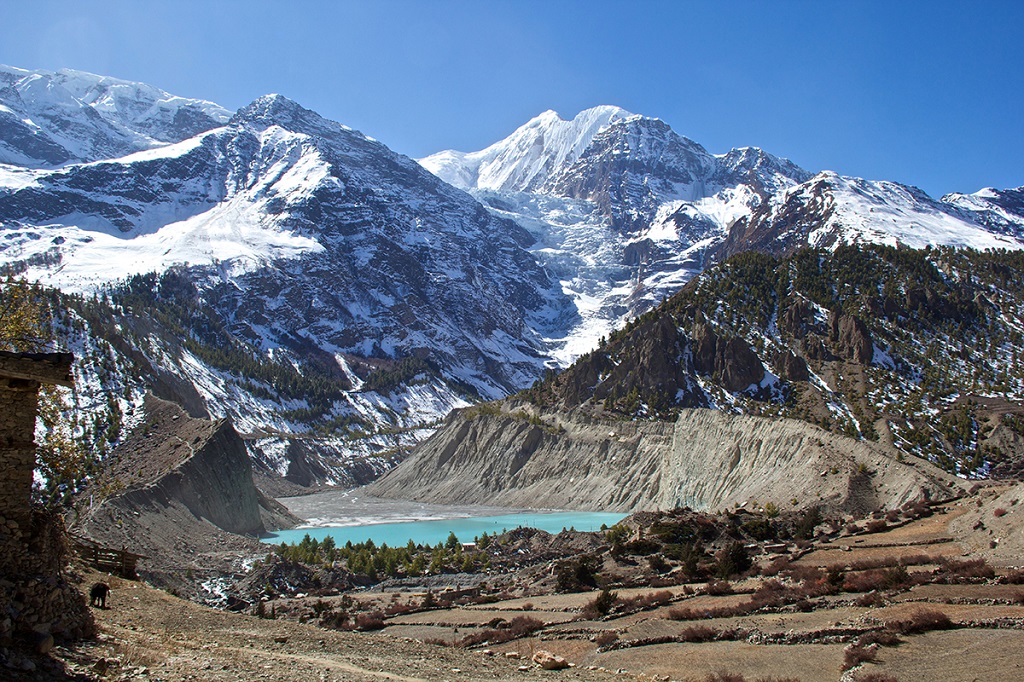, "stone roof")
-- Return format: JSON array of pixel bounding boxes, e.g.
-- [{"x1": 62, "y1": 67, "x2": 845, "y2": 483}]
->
[{"x1": 0, "y1": 351, "x2": 74, "y2": 387}]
